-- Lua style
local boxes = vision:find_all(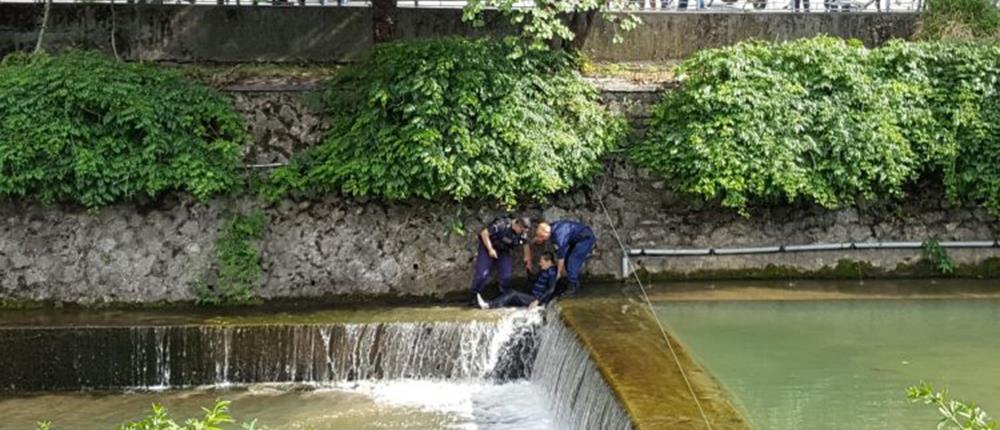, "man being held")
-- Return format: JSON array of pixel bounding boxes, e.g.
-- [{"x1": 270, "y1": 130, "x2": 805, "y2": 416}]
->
[
  {"x1": 476, "y1": 253, "x2": 559, "y2": 309},
  {"x1": 532, "y1": 220, "x2": 596, "y2": 296},
  {"x1": 469, "y1": 216, "x2": 532, "y2": 304}
]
